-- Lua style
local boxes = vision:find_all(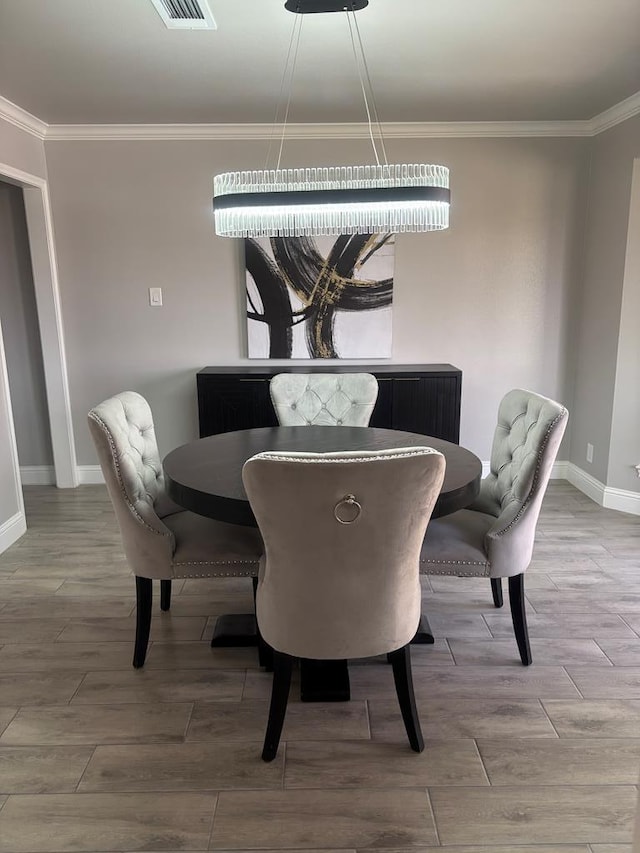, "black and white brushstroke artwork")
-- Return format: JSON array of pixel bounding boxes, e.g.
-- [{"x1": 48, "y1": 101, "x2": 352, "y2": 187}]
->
[{"x1": 245, "y1": 234, "x2": 394, "y2": 359}]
